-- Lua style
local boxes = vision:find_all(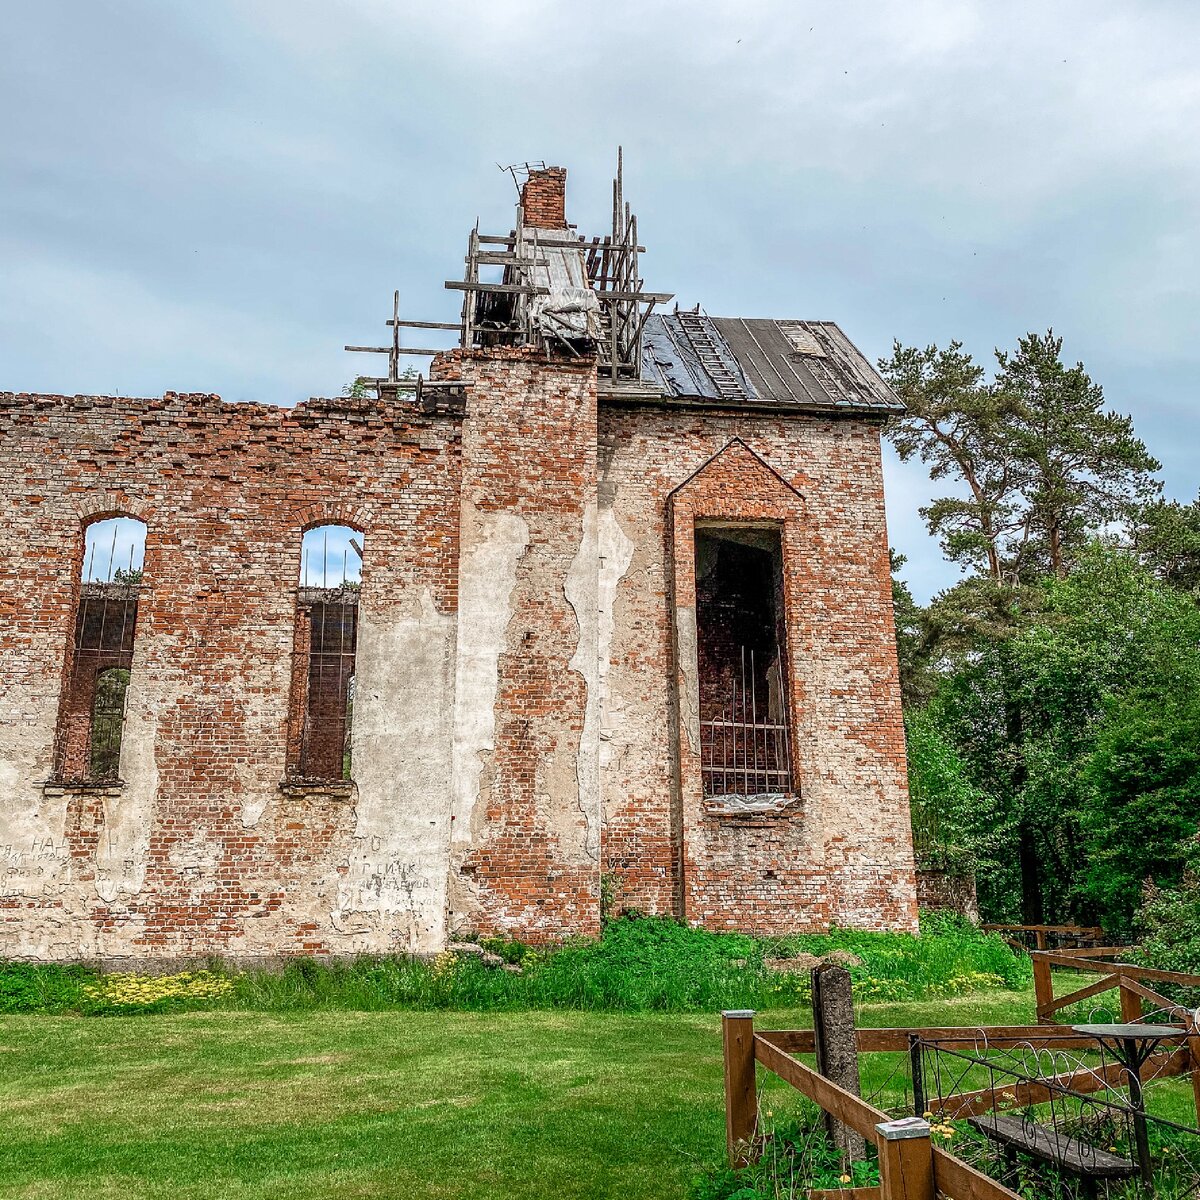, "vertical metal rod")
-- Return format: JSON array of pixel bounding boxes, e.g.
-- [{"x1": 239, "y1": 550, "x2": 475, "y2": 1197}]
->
[
  {"x1": 910, "y1": 1037, "x2": 926, "y2": 1117},
  {"x1": 740, "y1": 645, "x2": 748, "y2": 795},
  {"x1": 339, "y1": 593, "x2": 347, "y2": 777},
  {"x1": 722, "y1": 704, "x2": 728, "y2": 795},
  {"x1": 107, "y1": 522, "x2": 118, "y2": 583},
  {"x1": 720, "y1": 700, "x2": 729, "y2": 796},
  {"x1": 96, "y1": 587, "x2": 109, "y2": 660},
  {"x1": 778, "y1": 658, "x2": 792, "y2": 793},
  {"x1": 750, "y1": 648, "x2": 759, "y2": 792},
  {"x1": 704, "y1": 700, "x2": 710, "y2": 787}
]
